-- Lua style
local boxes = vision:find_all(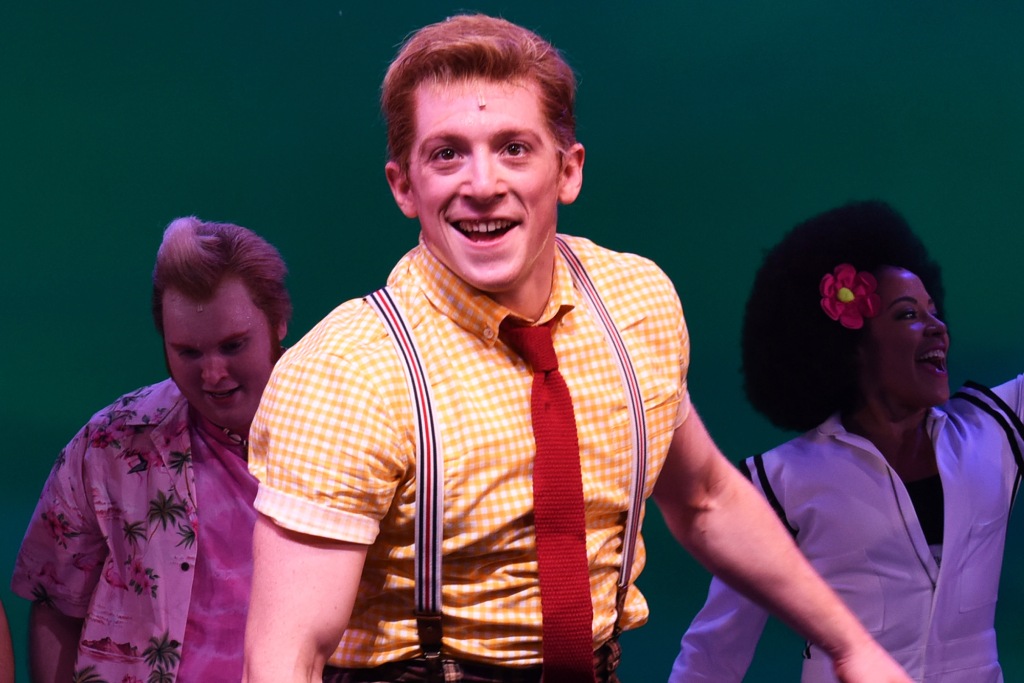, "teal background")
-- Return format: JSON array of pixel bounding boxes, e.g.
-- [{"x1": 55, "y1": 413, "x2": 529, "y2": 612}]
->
[{"x1": 2, "y1": 2, "x2": 1022, "y2": 680}]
